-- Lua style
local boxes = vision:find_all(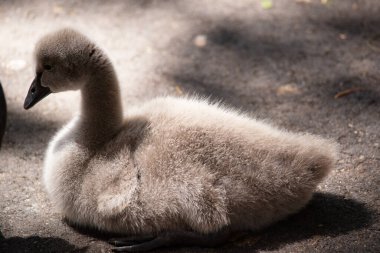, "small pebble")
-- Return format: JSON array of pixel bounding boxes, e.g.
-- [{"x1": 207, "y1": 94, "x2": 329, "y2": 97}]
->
[
  {"x1": 339, "y1": 33, "x2": 347, "y2": 40},
  {"x1": 348, "y1": 123, "x2": 353, "y2": 128},
  {"x1": 145, "y1": 47, "x2": 153, "y2": 54},
  {"x1": 276, "y1": 84, "x2": 300, "y2": 95},
  {"x1": 359, "y1": 155, "x2": 365, "y2": 160},
  {"x1": 53, "y1": 5, "x2": 65, "y2": 15},
  {"x1": 7, "y1": 59, "x2": 26, "y2": 71},
  {"x1": 194, "y1": 34, "x2": 207, "y2": 48}
]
